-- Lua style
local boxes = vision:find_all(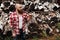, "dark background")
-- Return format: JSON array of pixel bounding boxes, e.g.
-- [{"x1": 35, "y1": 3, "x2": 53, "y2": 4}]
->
[{"x1": 0, "y1": 0, "x2": 60, "y2": 5}]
